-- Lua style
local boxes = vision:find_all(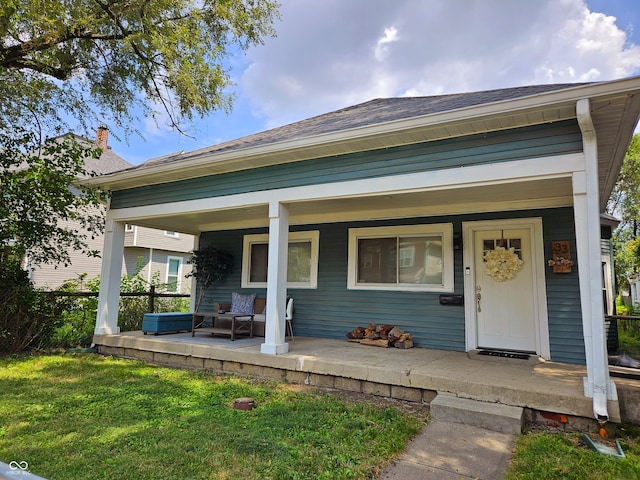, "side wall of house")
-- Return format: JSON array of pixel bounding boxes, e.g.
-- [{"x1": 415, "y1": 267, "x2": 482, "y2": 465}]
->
[
  {"x1": 29, "y1": 217, "x2": 104, "y2": 289},
  {"x1": 124, "y1": 247, "x2": 193, "y2": 293},
  {"x1": 198, "y1": 207, "x2": 586, "y2": 364},
  {"x1": 126, "y1": 226, "x2": 195, "y2": 252}
]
